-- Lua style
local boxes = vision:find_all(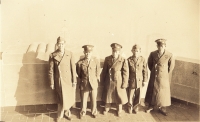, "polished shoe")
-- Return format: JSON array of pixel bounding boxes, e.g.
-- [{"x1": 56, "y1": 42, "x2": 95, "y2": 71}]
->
[
  {"x1": 103, "y1": 111, "x2": 108, "y2": 115},
  {"x1": 64, "y1": 111, "x2": 72, "y2": 120},
  {"x1": 145, "y1": 107, "x2": 153, "y2": 113},
  {"x1": 128, "y1": 106, "x2": 133, "y2": 114},
  {"x1": 92, "y1": 110, "x2": 98, "y2": 118},
  {"x1": 92, "y1": 114, "x2": 97, "y2": 118},
  {"x1": 159, "y1": 109, "x2": 168, "y2": 116},
  {"x1": 79, "y1": 111, "x2": 86, "y2": 119},
  {"x1": 65, "y1": 116, "x2": 72, "y2": 121}
]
